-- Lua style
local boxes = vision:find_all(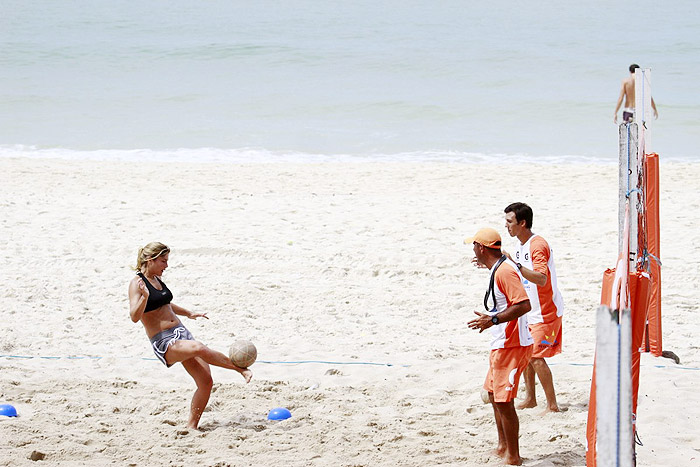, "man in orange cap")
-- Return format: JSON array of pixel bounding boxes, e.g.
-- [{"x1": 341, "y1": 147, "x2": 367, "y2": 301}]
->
[{"x1": 467, "y1": 227, "x2": 532, "y2": 466}]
